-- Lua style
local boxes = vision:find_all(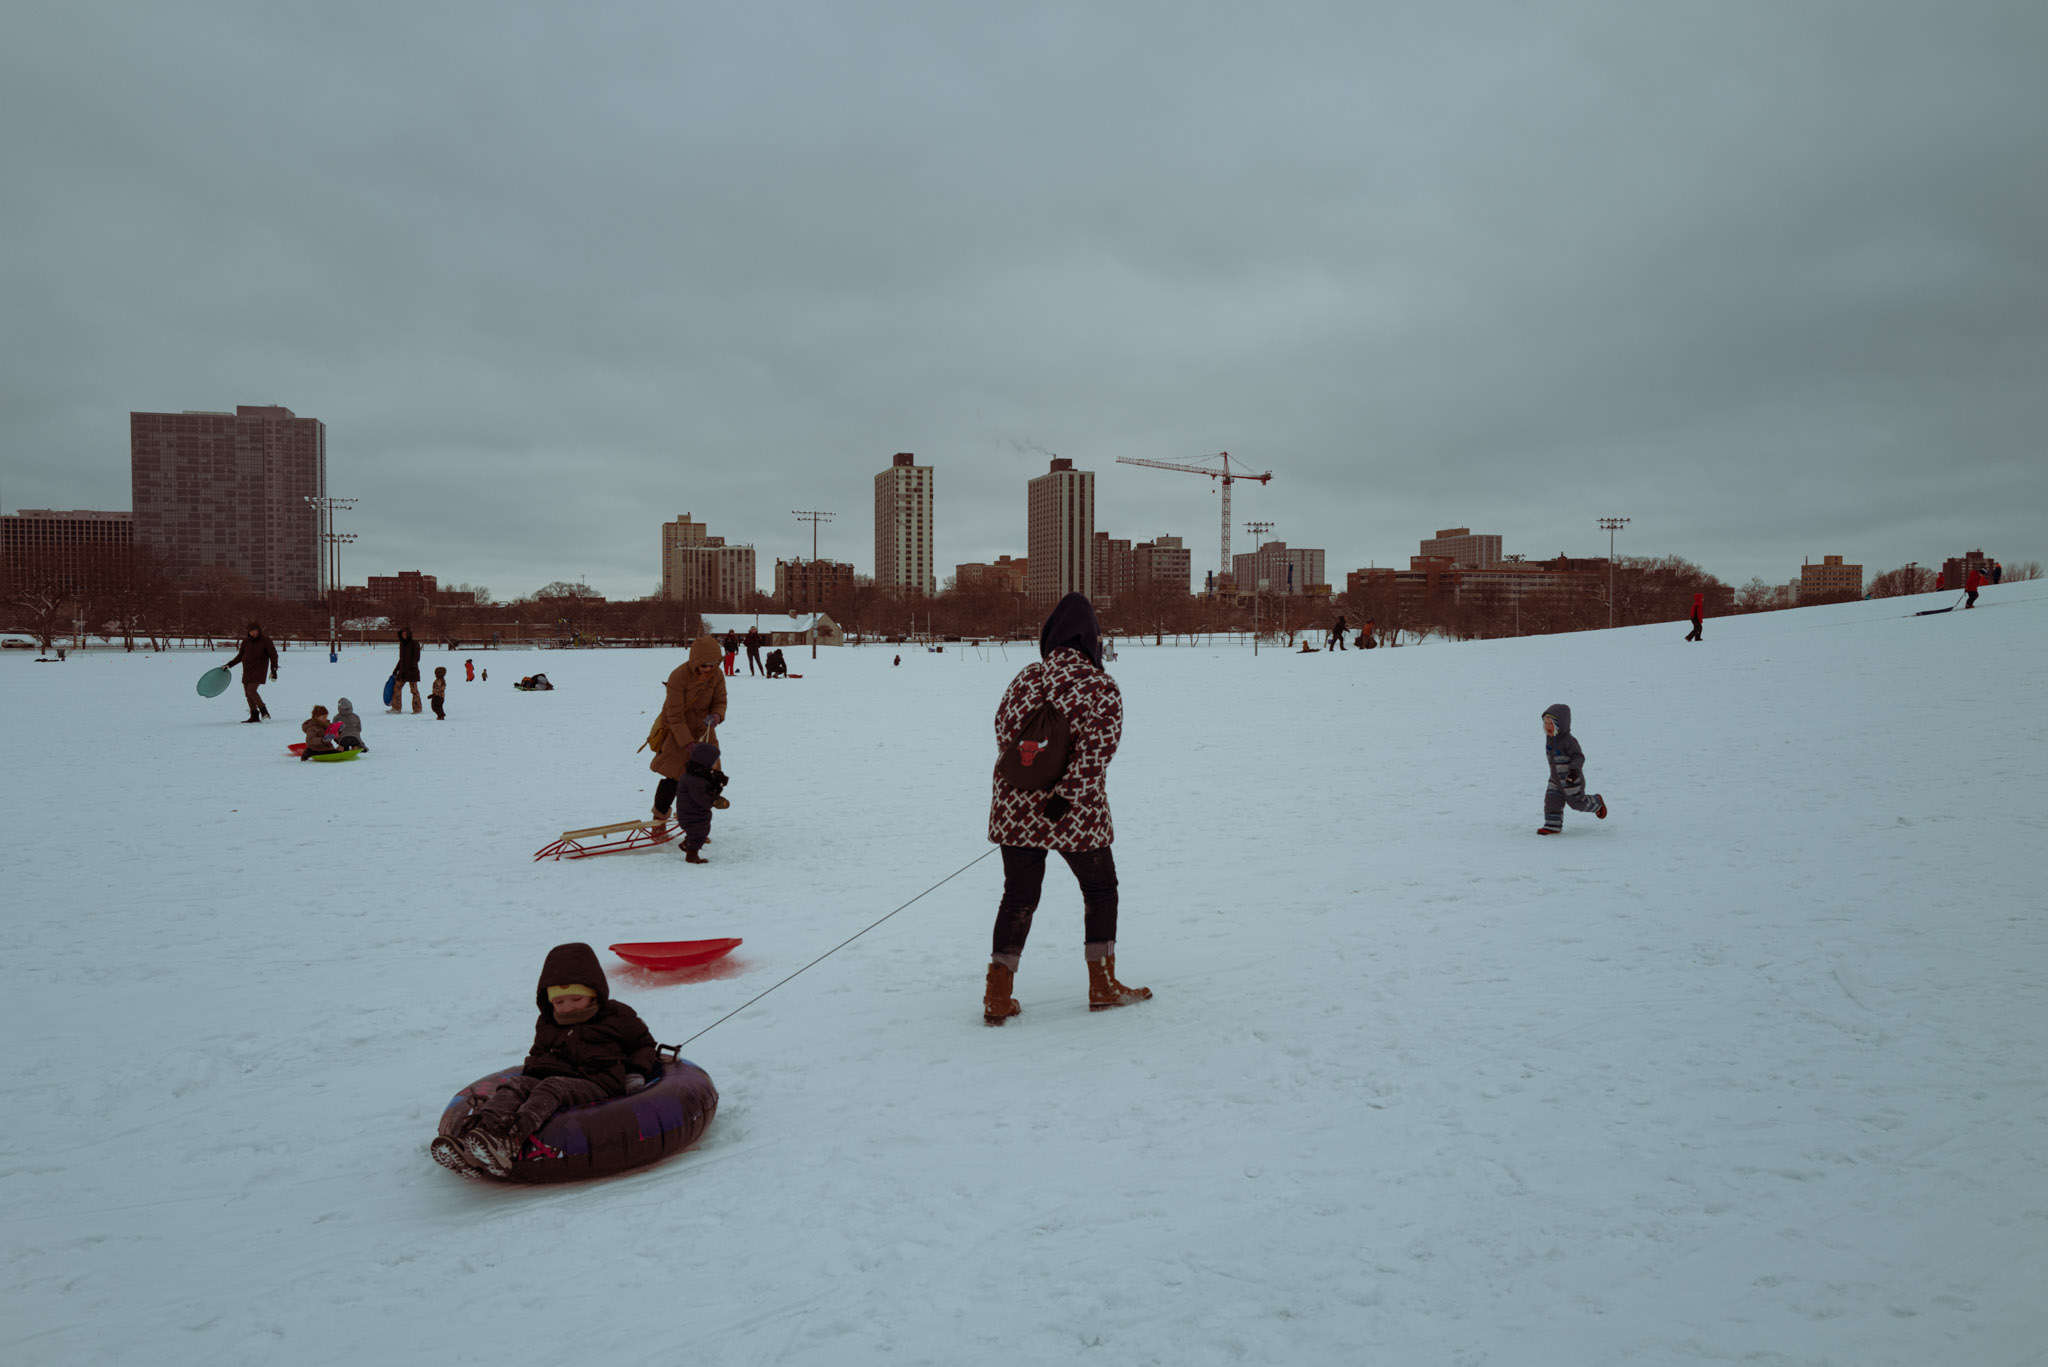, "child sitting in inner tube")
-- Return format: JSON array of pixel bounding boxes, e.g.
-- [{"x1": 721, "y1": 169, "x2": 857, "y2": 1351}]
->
[
  {"x1": 462, "y1": 942, "x2": 662, "y2": 1173},
  {"x1": 300, "y1": 705, "x2": 338, "y2": 760}
]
